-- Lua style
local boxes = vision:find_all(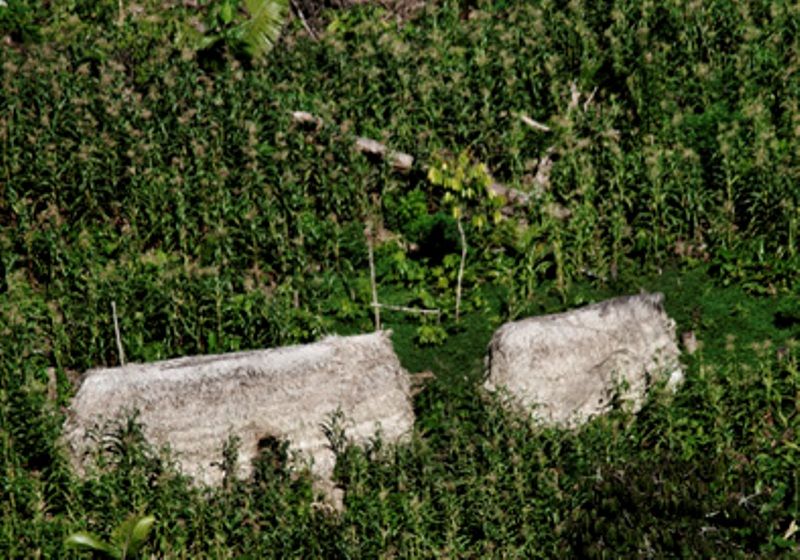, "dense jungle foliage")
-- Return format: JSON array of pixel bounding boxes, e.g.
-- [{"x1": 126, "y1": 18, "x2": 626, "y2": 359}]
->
[{"x1": 1, "y1": 0, "x2": 799, "y2": 556}]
